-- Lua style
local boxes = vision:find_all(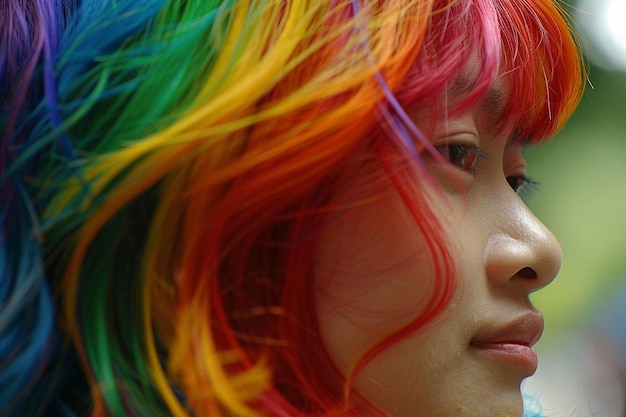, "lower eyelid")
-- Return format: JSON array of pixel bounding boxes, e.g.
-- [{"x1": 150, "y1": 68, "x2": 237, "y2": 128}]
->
[{"x1": 422, "y1": 152, "x2": 478, "y2": 195}]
